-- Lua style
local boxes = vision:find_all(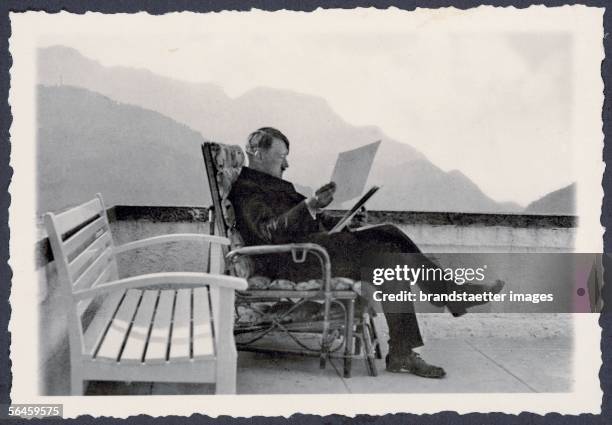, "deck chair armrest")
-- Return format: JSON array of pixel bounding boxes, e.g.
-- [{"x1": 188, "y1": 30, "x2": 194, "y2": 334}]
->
[
  {"x1": 73, "y1": 271, "x2": 247, "y2": 300},
  {"x1": 227, "y1": 243, "x2": 332, "y2": 291},
  {"x1": 114, "y1": 234, "x2": 230, "y2": 254}
]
